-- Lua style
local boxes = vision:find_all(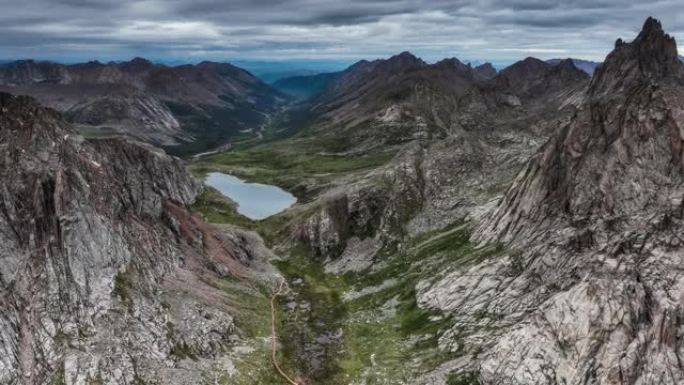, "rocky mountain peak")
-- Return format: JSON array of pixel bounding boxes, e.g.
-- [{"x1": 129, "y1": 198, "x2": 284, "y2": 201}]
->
[
  {"x1": 0, "y1": 93, "x2": 66, "y2": 145},
  {"x1": 478, "y1": 16, "x2": 684, "y2": 243},
  {"x1": 434, "y1": 57, "x2": 474, "y2": 77},
  {"x1": 382, "y1": 51, "x2": 426, "y2": 71},
  {"x1": 497, "y1": 57, "x2": 550, "y2": 83},
  {"x1": 432, "y1": 58, "x2": 497, "y2": 80},
  {"x1": 348, "y1": 59, "x2": 370, "y2": 69},
  {"x1": 435, "y1": 57, "x2": 469, "y2": 67},
  {"x1": 0, "y1": 92, "x2": 273, "y2": 384},
  {"x1": 474, "y1": 62, "x2": 497, "y2": 78},
  {"x1": 590, "y1": 17, "x2": 682, "y2": 95},
  {"x1": 638, "y1": 16, "x2": 667, "y2": 39},
  {"x1": 493, "y1": 56, "x2": 587, "y2": 101},
  {"x1": 548, "y1": 58, "x2": 588, "y2": 82},
  {"x1": 511, "y1": 56, "x2": 549, "y2": 71},
  {"x1": 129, "y1": 56, "x2": 152, "y2": 65},
  {"x1": 554, "y1": 58, "x2": 576, "y2": 70},
  {"x1": 119, "y1": 56, "x2": 155, "y2": 72},
  {"x1": 633, "y1": 16, "x2": 680, "y2": 72},
  {"x1": 470, "y1": 18, "x2": 684, "y2": 385},
  {"x1": 394, "y1": 50, "x2": 421, "y2": 61}
]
